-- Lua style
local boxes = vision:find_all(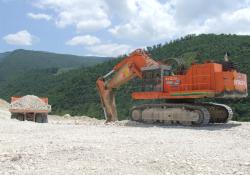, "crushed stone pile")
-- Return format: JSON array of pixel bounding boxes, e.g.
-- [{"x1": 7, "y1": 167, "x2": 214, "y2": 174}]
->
[
  {"x1": 10, "y1": 95, "x2": 51, "y2": 111},
  {"x1": 0, "y1": 99, "x2": 9, "y2": 109}
]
